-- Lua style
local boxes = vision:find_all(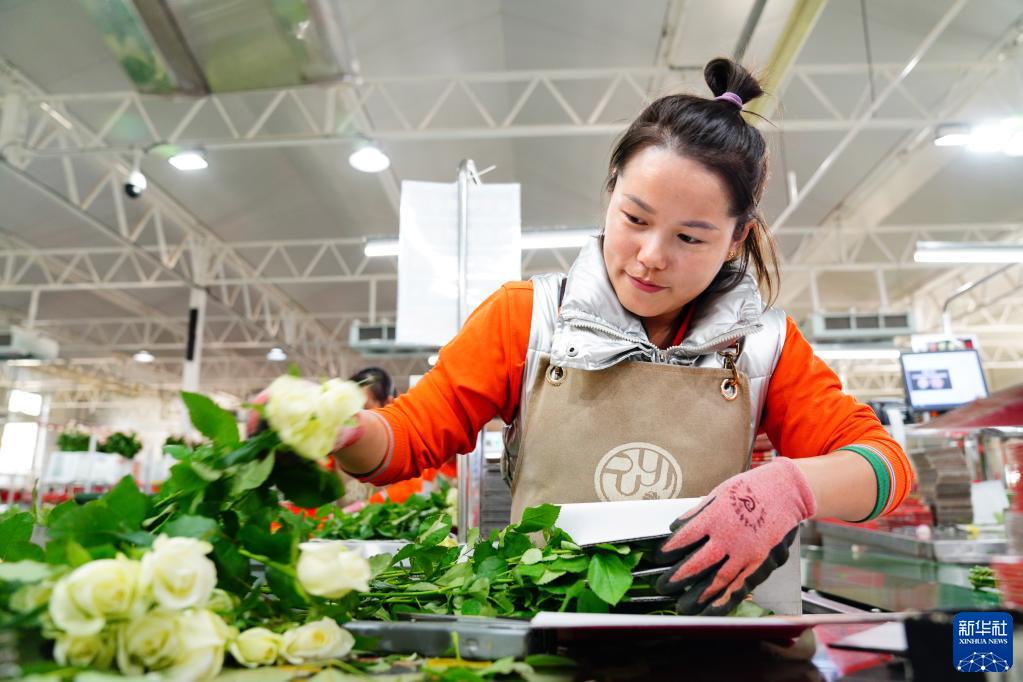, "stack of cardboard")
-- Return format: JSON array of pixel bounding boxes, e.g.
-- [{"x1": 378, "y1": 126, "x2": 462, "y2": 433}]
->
[{"x1": 908, "y1": 447, "x2": 973, "y2": 526}]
